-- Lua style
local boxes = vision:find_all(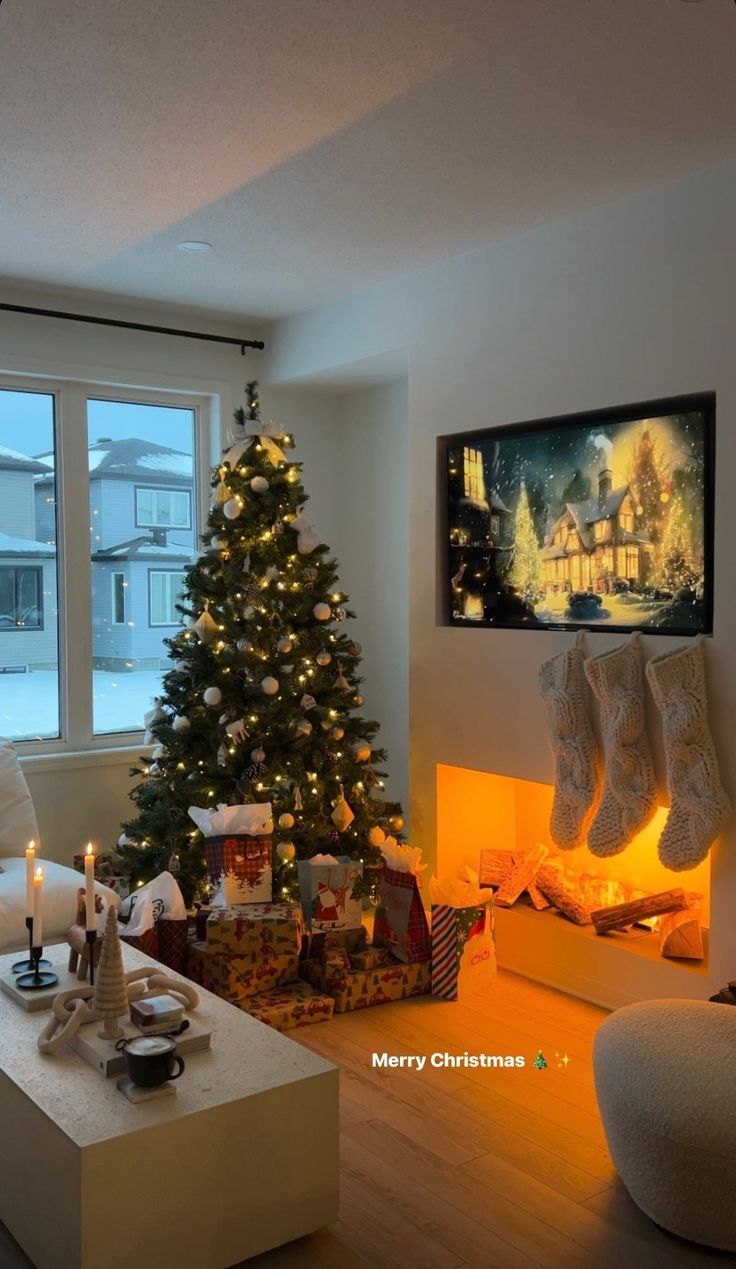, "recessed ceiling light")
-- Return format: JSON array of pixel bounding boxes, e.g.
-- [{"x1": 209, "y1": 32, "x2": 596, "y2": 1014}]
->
[{"x1": 177, "y1": 240, "x2": 214, "y2": 253}]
